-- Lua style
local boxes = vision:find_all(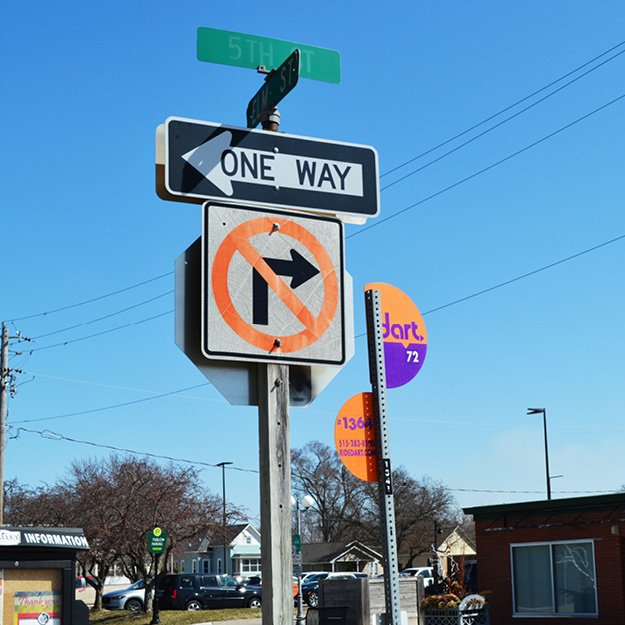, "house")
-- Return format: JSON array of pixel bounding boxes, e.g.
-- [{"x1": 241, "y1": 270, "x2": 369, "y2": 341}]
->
[
  {"x1": 436, "y1": 523, "x2": 477, "y2": 588},
  {"x1": 173, "y1": 523, "x2": 261, "y2": 577},
  {"x1": 464, "y1": 493, "x2": 625, "y2": 624},
  {"x1": 301, "y1": 540, "x2": 383, "y2": 576}
]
